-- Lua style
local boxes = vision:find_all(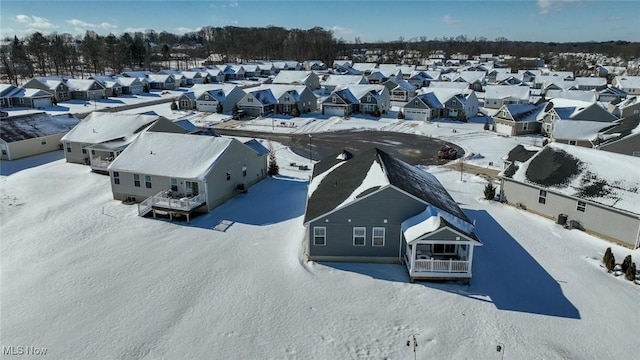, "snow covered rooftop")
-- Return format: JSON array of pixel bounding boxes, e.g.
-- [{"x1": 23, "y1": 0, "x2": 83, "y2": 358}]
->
[
  {"x1": 0, "y1": 112, "x2": 79, "y2": 142},
  {"x1": 510, "y1": 142, "x2": 640, "y2": 214},
  {"x1": 552, "y1": 120, "x2": 616, "y2": 141},
  {"x1": 108, "y1": 132, "x2": 233, "y2": 180},
  {"x1": 61, "y1": 112, "x2": 160, "y2": 144},
  {"x1": 401, "y1": 205, "x2": 478, "y2": 244},
  {"x1": 485, "y1": 85, "x2": 530, "y2": 100},
  {"x1": 273, "y1": 70, "x2": 314, "y2": 84}
]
